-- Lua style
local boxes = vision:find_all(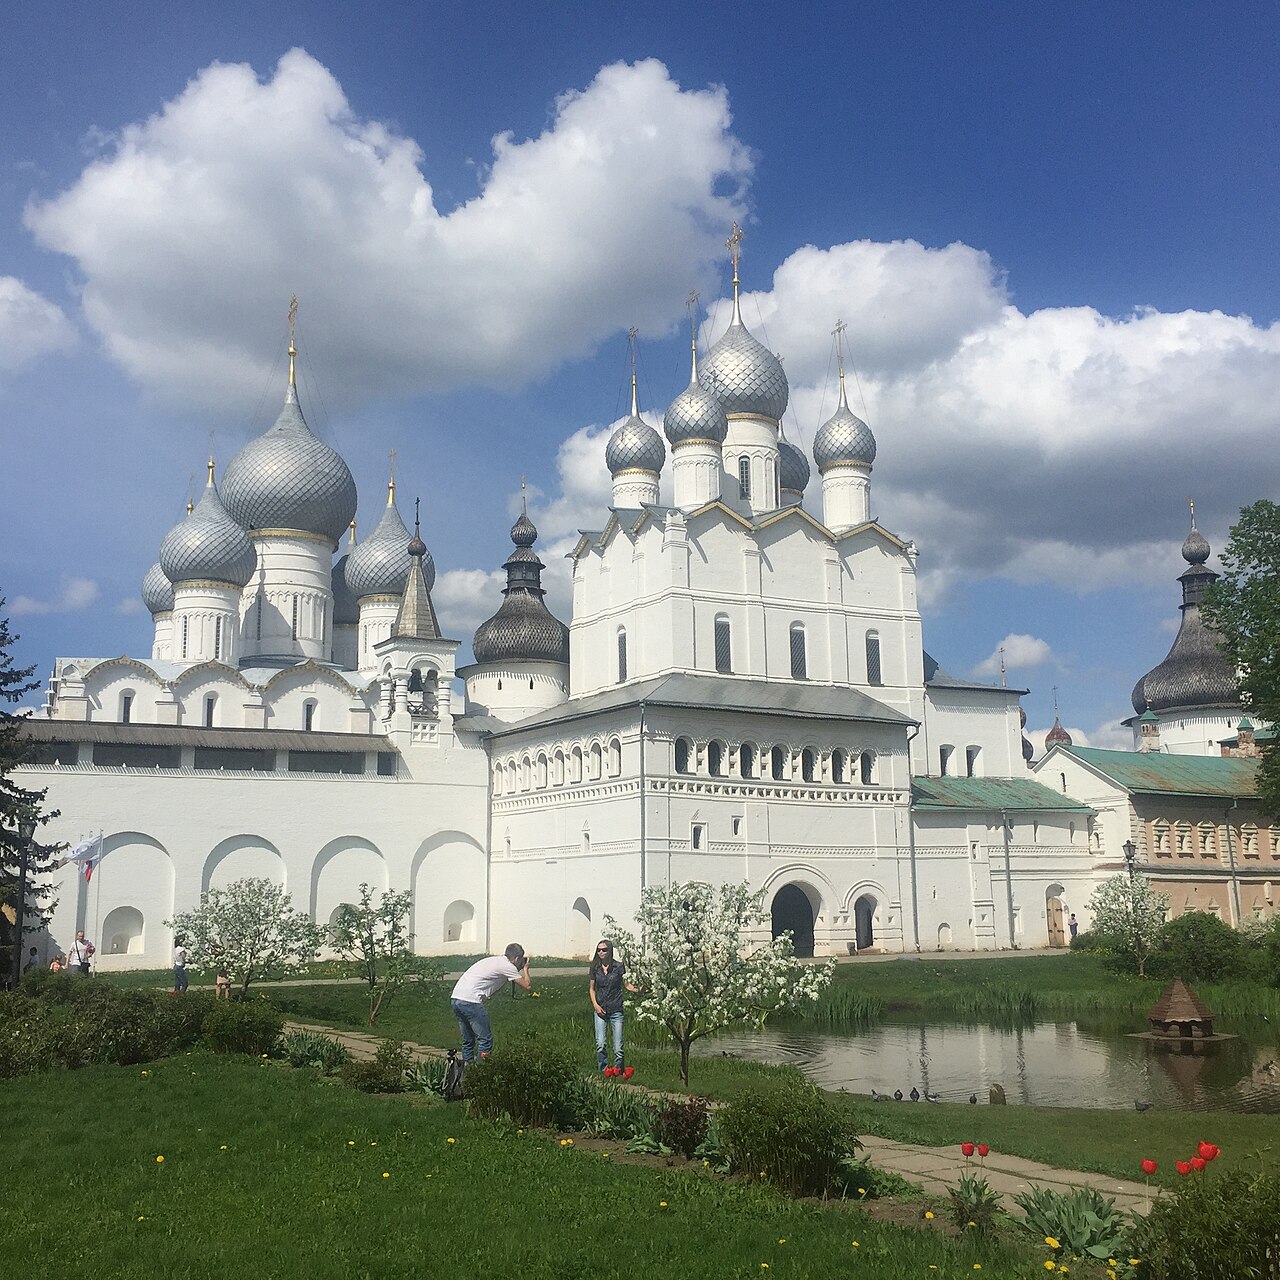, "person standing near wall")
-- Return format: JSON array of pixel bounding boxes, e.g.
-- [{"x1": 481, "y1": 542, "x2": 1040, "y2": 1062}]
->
[
  {"x1": 68, "y1": 931, "x2": 94, "y2": 975},
  {"x1": 589, "y1": 939, "x2": 639, "y2": 1073},
  {"x1": 449, "y1": 943, "x2": 531, "y2": 1062},
  {"x1": 173, "y1": 939, "x2": 189, "y2": 992}
]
